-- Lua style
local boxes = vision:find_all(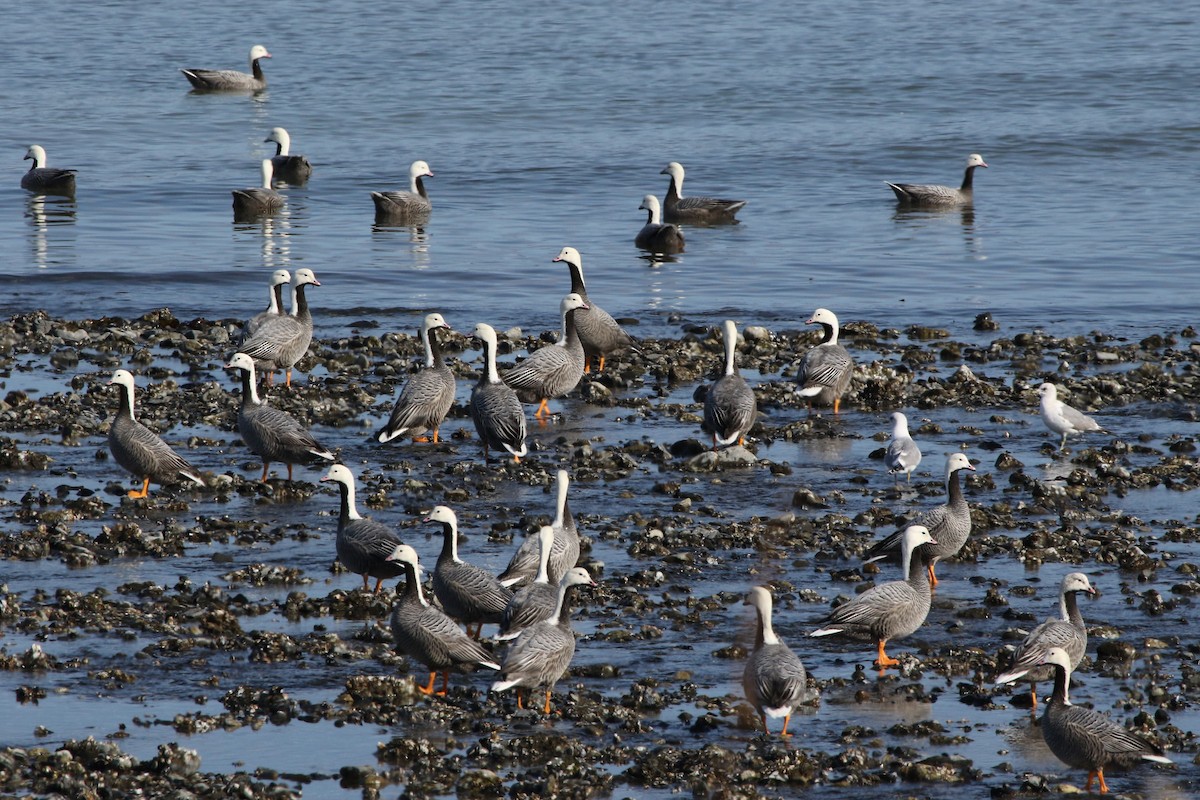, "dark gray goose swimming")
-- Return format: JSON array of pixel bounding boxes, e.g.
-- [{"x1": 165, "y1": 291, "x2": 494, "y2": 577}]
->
[
  {"x1": 321, "y1": 464, "x2": 403, "y2": 594},
  {"x1": 385, "y1": 543, "x2": 500, "y2": 696},
  {"x1": 634, "y1": 194, "x2": 685, "y2": 254},
  {"x1": 225, "y1": 352, "x2": 334, "y2": 481},
  {"x1": 425, "y1": 505, "x2": 514, "y2": 639},
  {"x1": 886, "y1": 153, "x2": 987, "y2": 206},
  {"x1": 238, "y1": 268, "x2": 320, "y2": 387},
  {"x1": 660, "y1": 161, "x2": 746, "y2": 223},
  {"x1": 702, "y1": 319, "x2": 758, "y2": 450},
  {"x1": 795, "y1": 308, "x2": 854, "y2": 414},
  {"x1": 376, "y1": 313, "x2": 456, "y2": 444},
  {"x1": 241, "y1": 269, "x2": 291, "y2": 343},
  {"x1": 469, "y1": 323, "x2": 527, "y2": 462},
  {"x1": 1039, "y1": 382, "x2": 1105, "y2": 451},
  {"x1": 232, "y1": 159, "x2": 285, "y2": 219},
  {"x1": 552, "y1": 247, "x2": 638, "y2": 373},
  {"x1": 371, "y1": 160, "x2": 433, "y2": 222},
  {"x1": 503, "y1": 293, "x2": 589, "y2": 419},
  {"x1": 744, "y1": 586, "x2": 813, "y2": 737},
  {"x1": 811, "y1": 524, "x2": 935, "y2": 668},
  {"x1": 496, "y1": 526, "x2": 558, "y2": 641},
  {"x1": 491, "y1": 567, "x2": 596, "y2": 714},
  {"x1": 107, "y1": 370, "x2": 205, "y2": 499},
  {"x1": 864, "y1": 452, "x2": 975, "y2": 588},
  {"x1": 884, "y1": 411, "x2": 922, "y2": 483},
  {"x1": 498, "y1": 469, "x2": 579, "y2": 588},
  {"x1": 1038, "y1": 646, "x2": 1171, "y2": 794},
  {"x1": 181, "y1": 44, "x2": 271, "y2": 91},
  {"x1": 264, "y1": 127, "x2": 312, "y2": 184},
  {"x1": 21, "y1": 145, "x2": 76, "y2": 196},
  {"x1": 995, "y1": 572, "x2": 1096, "y2": 710}
]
